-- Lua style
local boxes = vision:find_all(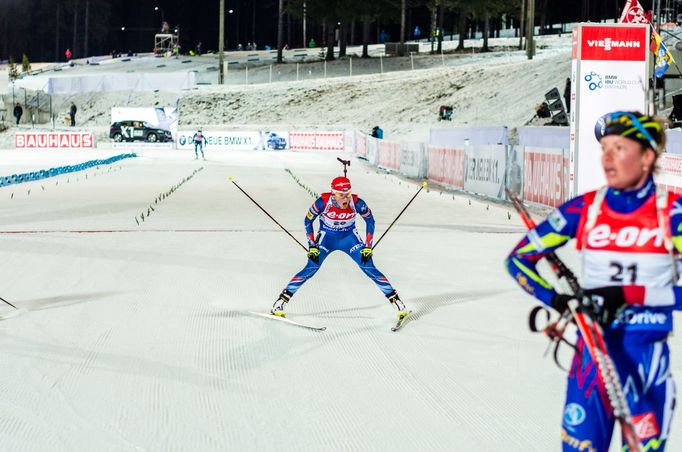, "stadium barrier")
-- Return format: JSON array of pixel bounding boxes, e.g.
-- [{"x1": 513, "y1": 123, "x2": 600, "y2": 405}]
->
[
  {"x1": 354, "y1": 126, "x2": 682, "y2": 209},
  {"x1": 0, "y1": 153, "x2": 137, "y2": 188}
]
